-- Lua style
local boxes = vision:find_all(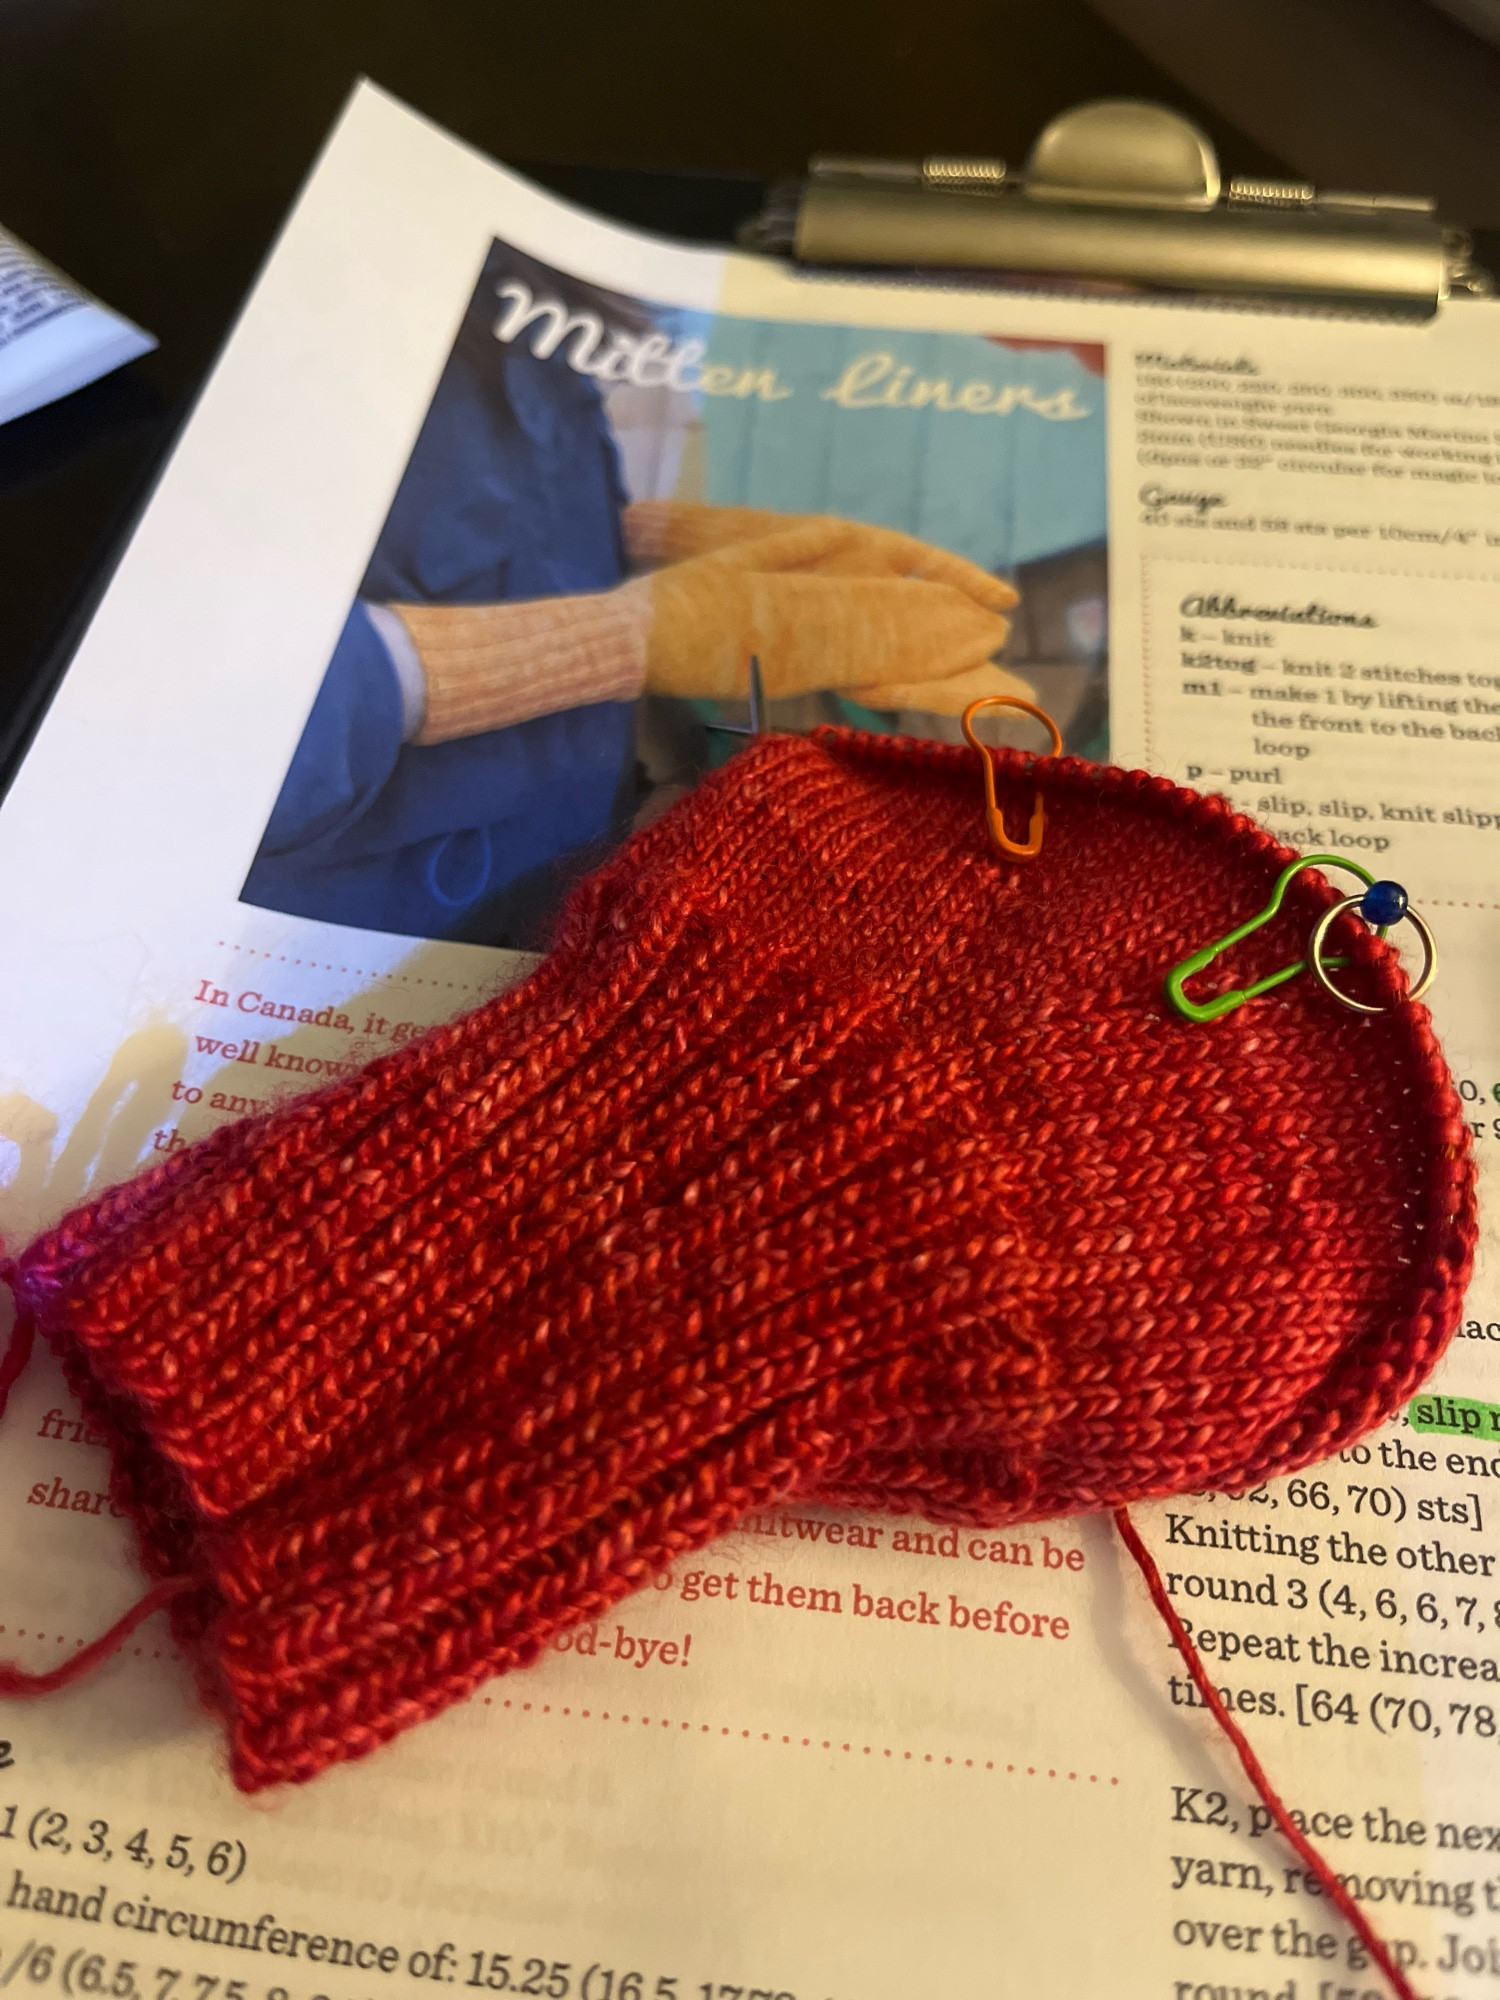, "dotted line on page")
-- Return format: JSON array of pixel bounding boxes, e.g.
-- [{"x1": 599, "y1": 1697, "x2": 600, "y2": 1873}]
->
[
  {"x1": 0, "y1": 1626, "x2": 163, "y2": 1662},
  {"x1": 1, "y1": 1628, "x2": 1121, "y2": 1786},
  {"x1": 214, "y1": 941, "x2": 484, "y2": 993},
  {"x1": 482, "y1": 1692, "x2": 1121, "y2": 1786}
]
